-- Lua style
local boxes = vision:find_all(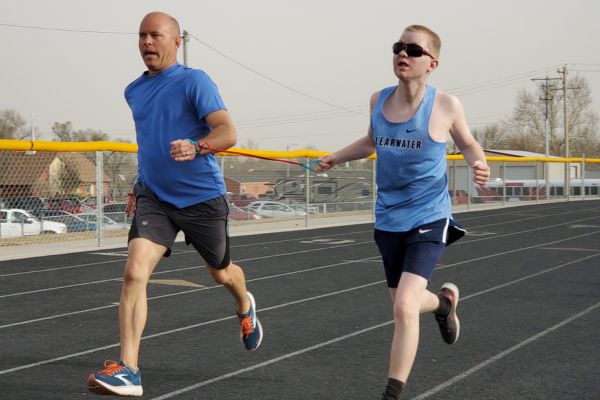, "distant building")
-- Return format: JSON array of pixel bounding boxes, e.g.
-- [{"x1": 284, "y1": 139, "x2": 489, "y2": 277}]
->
[
  {"x1": 448, "y1": 149, "x2": 584, "y2": 192},
  {"x1": 0, "y1": 152, "x2": 111, "y2": 199}
]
